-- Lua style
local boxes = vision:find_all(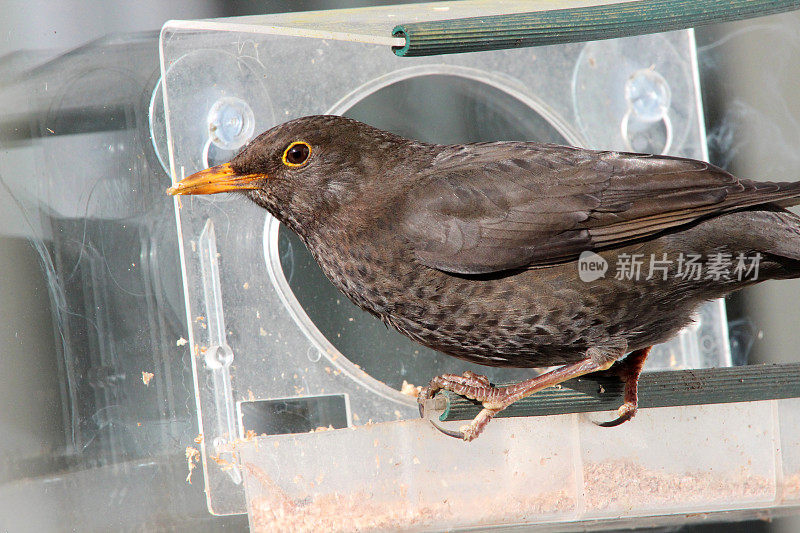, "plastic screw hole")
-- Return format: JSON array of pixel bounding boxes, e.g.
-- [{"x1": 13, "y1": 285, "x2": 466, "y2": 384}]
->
[{"x1": 205, "y1": 344, "x2": 234, "y2": 369}]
